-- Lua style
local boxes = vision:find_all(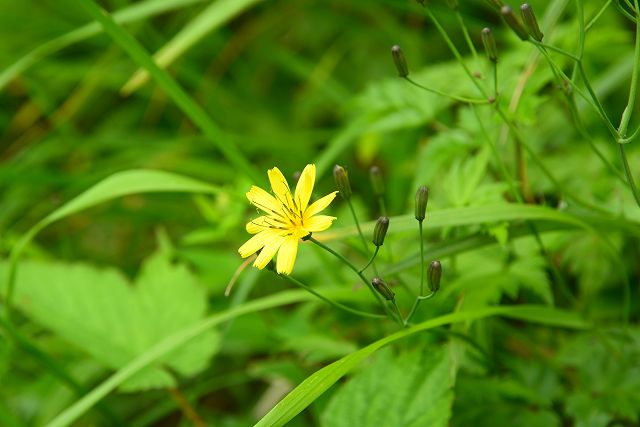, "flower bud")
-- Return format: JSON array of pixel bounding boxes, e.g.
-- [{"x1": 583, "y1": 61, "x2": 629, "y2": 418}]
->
[
  {"x1": 415, "y1": 185, "x2": 429, "y2": 222},
  {"x1": 391, "y1": 45, "x2": 409, "y2": 78},
  {"x1": 369, "y1": 165, "x2": 385, "y2": 196},
  {"x1": 481, "y1": 28, "x2": 498, "y2": 62},
  {"x1": 292, "y1": 170, "x2": 301, "y2": 183},
  {"x1": 500, "y1": 5, "x2": 529, "y2": 41},
  {"x1": 428, "y1": 260, "x2": 442, "y2": 292},
  {"x1": 333, "y1": 165, "x2": 352, "y2": 199},
  {"x1": 520, "y1": 3, "x2": 544, "y2": 41},
  {"x1": 372, "y1": 277, "x2": 395, "y2": 300},
  {"x1": 372, "y1": 216, "x2": 389, "y2": 247}
]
